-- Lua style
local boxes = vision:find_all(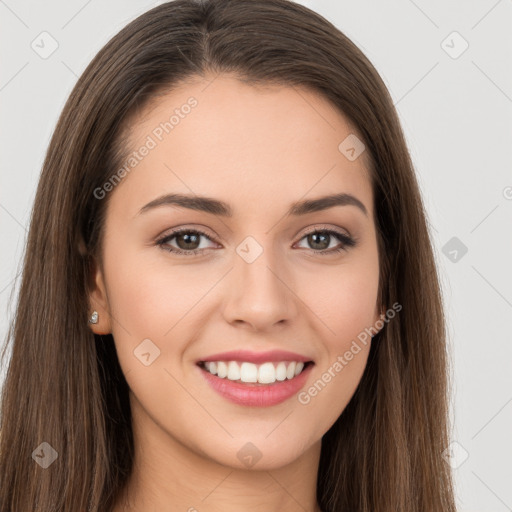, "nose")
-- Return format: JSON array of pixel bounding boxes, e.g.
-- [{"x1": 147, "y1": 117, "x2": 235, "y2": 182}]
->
[{"x1": 222, "y1": 243, "x2": 298, "y2": 332}]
